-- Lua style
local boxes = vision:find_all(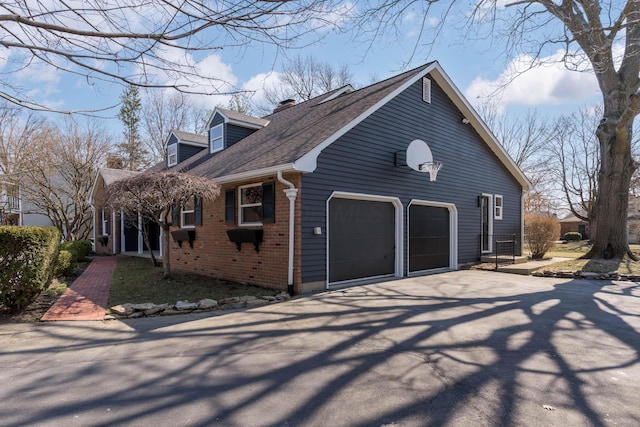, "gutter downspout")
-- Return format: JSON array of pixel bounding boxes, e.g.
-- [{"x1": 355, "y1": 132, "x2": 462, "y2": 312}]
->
[{"x1": 277, "y1": 170, "x2": 298, "y2": 296}]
